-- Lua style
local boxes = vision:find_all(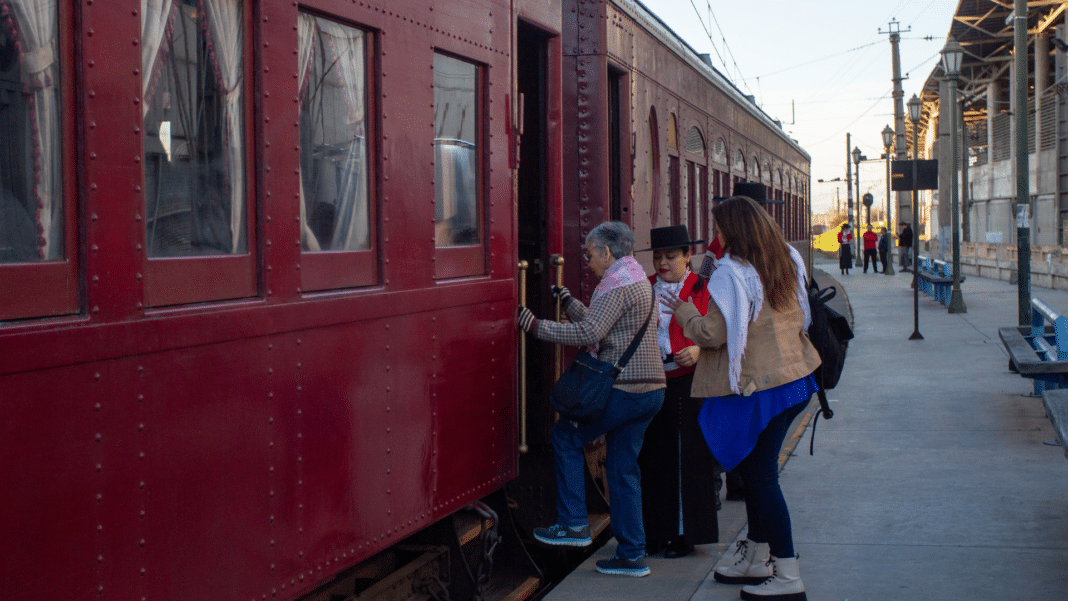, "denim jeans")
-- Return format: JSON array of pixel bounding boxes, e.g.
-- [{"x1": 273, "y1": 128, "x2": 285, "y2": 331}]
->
[
  {"x1": 552, "y1": 386, "x2": 665, "y2": 560},
  {"x1": 734, "y1": 397, "x2": 810, "y2": 559}
]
